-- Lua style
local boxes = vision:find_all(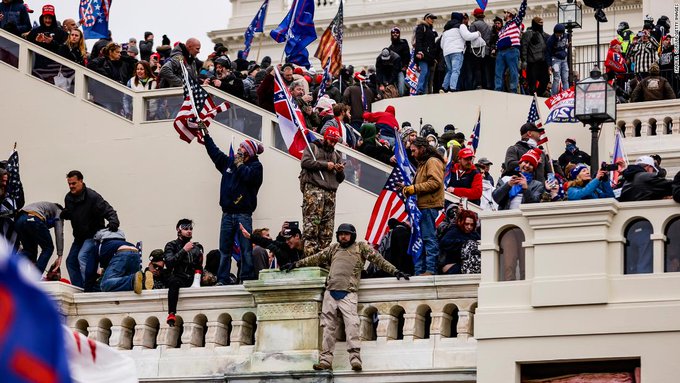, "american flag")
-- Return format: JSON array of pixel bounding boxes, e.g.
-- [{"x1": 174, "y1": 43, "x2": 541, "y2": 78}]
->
[
  {"x1": 365, "y1": 167, "x2": 409, "y2": 245},
  {"x1": 467, "y1": 112, "x2": 481, "y2": 153},
  {"x1": 405, "y1": 49, "x2": 420, "y2": 95},
  {"x1": 527, "y1": 95, "x2": 548, "y2": 145},
  {"x1": 314, "y1": 0, "x2": 343, "y2": 76},
  {"x1": 1, "y1": 150, "x2": 23, "y2": 250},
  {"x1": 315, "y1": 57, "x2": 332, "y2": 104},
  {"x1": 173, "y1": 65, "x2": 230, "y2": 144}
]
